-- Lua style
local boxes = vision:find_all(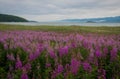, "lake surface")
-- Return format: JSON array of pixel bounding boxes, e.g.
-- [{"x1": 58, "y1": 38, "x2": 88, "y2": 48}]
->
[{"x1": 0, "y1": 22, "x2": 120, "y2": 27}]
